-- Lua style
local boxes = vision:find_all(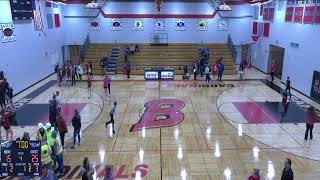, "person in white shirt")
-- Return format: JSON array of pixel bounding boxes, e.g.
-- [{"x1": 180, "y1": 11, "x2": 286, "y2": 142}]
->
[
  {"x1": 77, "y1": 65, "x2": 83, "y2": 81},
  {"x1": 55, "y1": 91, "x2": 62, "y2": 110}
]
